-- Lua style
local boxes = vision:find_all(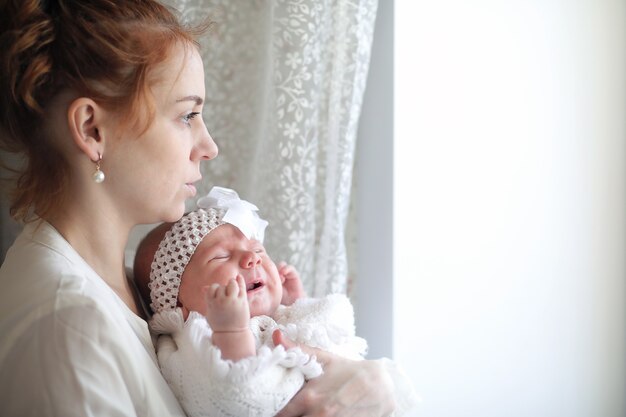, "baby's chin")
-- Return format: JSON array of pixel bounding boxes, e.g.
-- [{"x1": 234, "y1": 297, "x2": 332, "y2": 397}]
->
[{"x1": 248, "y1": 296, "x2": 280, "y2": 318}]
